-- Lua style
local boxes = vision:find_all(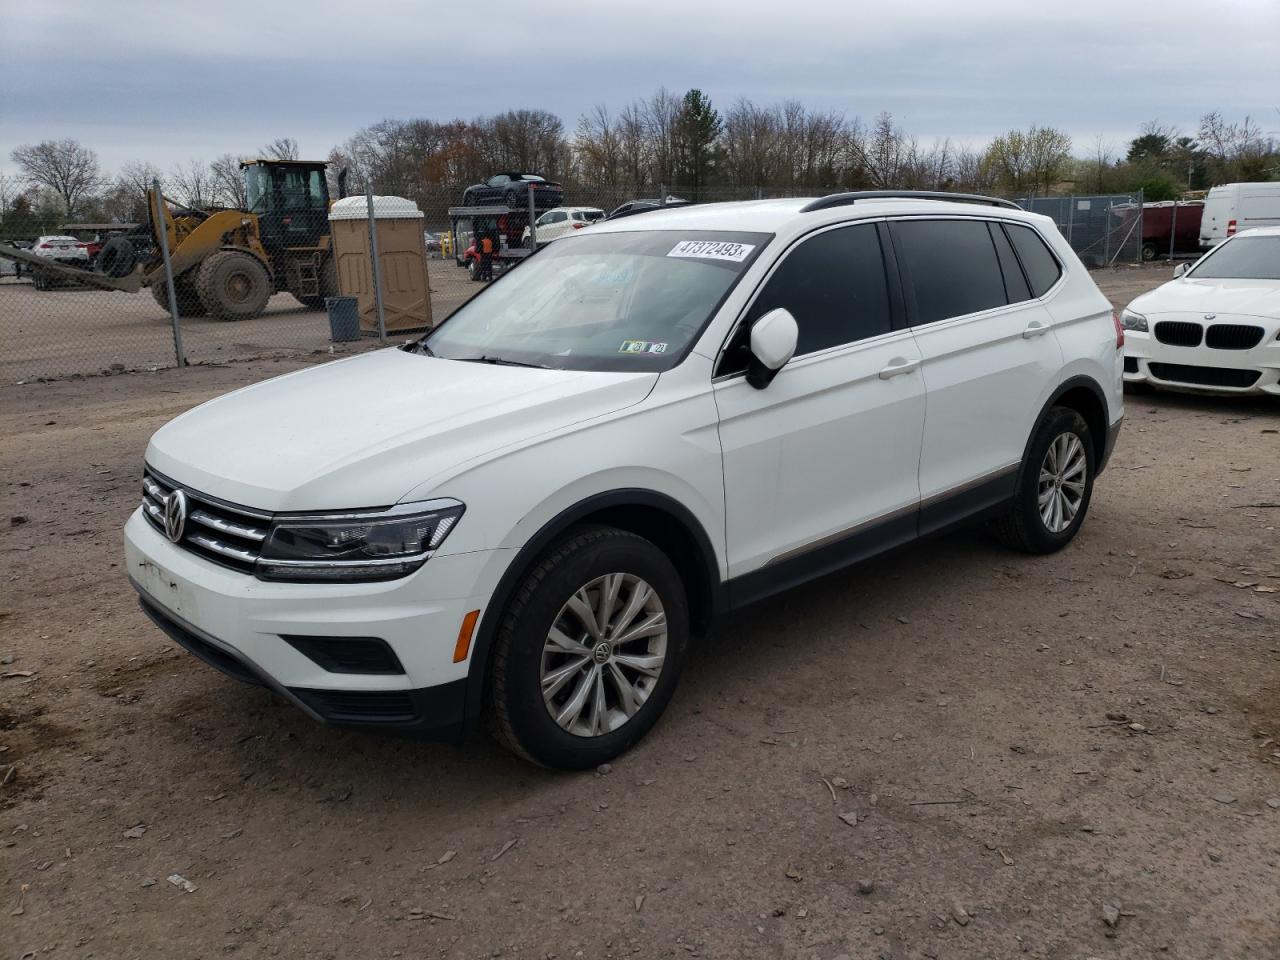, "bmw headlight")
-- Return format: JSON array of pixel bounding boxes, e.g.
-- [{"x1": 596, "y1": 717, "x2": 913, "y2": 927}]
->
[
  {"x1": 1120, "y1": 309, "x2": 1148, "y2": 333},
  {"x1": 256, "y1": 500, "x2": 464, "y2": 583}
]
